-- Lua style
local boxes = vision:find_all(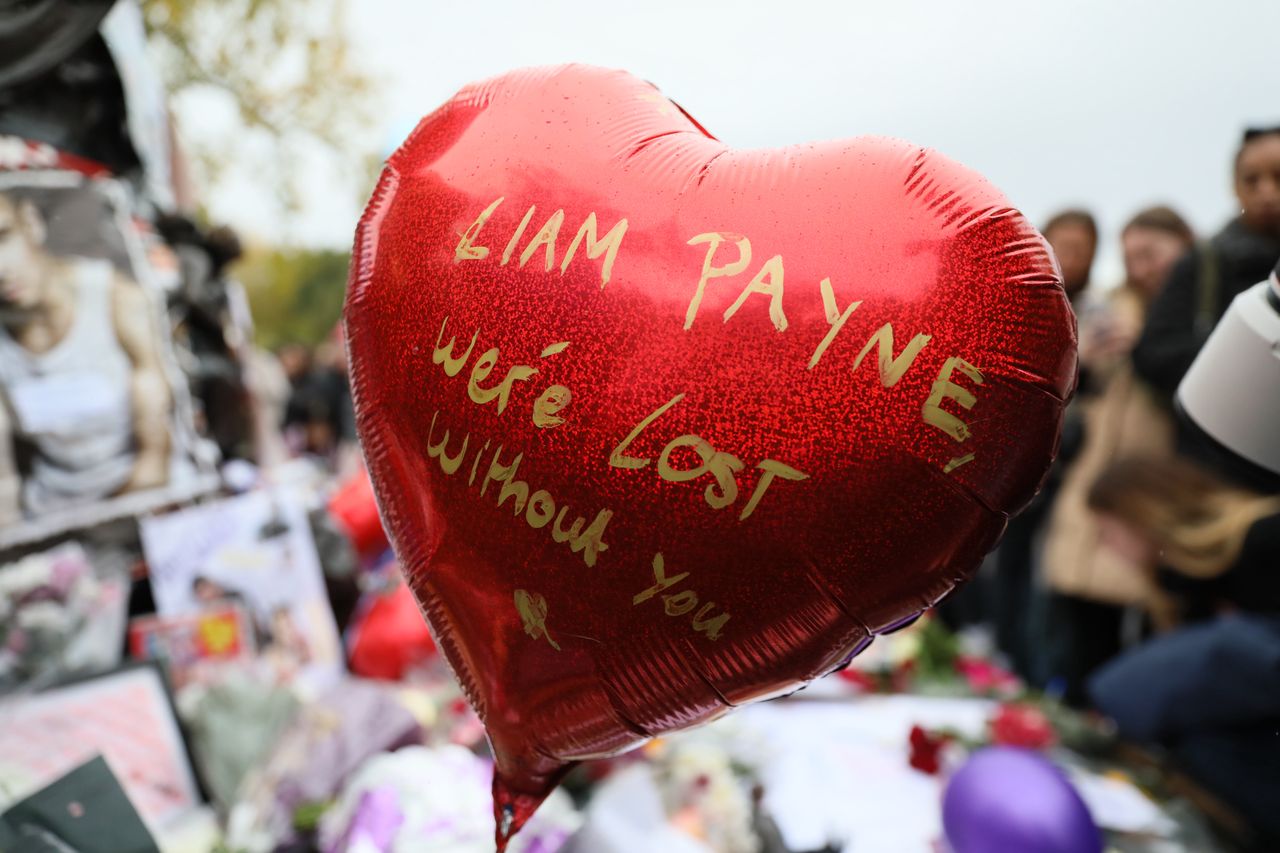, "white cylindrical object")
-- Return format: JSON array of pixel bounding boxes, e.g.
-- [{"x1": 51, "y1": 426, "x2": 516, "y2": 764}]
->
[{"x1": 1177, "y1": 276, "x2": 1280, "y2": 476}]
